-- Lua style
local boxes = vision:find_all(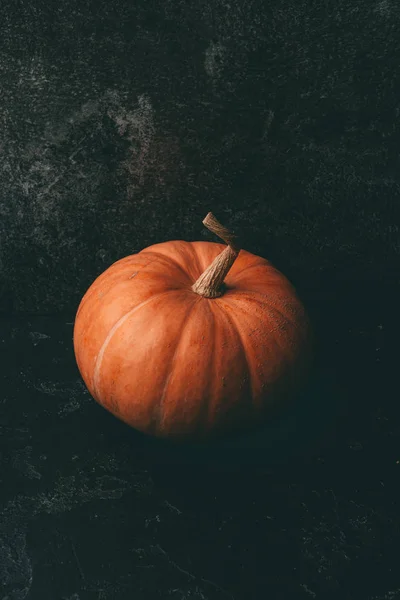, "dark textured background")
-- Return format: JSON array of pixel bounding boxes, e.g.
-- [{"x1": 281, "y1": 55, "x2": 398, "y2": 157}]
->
[{"x1": 1, "y1": 1, "x2": 400, "y2": 599}]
